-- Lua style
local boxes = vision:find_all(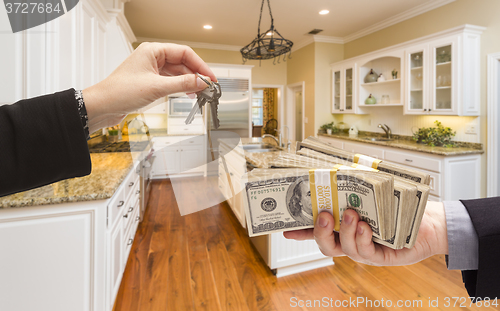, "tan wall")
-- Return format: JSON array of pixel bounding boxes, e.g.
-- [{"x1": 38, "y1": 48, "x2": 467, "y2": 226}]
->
[
  {"x1": 342, "y1": 0, "x2": 500, "y2": 197},
  {"x1": 287, "y1": 43, "x2": 315, "y2": 137},
  {"x1": 314, "y1": 42, "x2": 344, "y2": 132},
  {"x1": 192, "y1": 48, "x2": 287, "y2": 85}
]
